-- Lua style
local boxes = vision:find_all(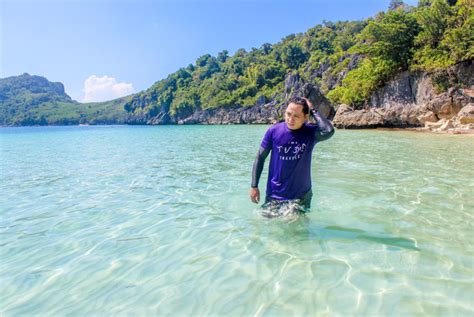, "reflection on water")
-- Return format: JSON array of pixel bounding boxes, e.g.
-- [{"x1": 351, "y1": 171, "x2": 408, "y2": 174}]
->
[{"x1": 255, "y1": 213, "x2": 420, "y2": 251}]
